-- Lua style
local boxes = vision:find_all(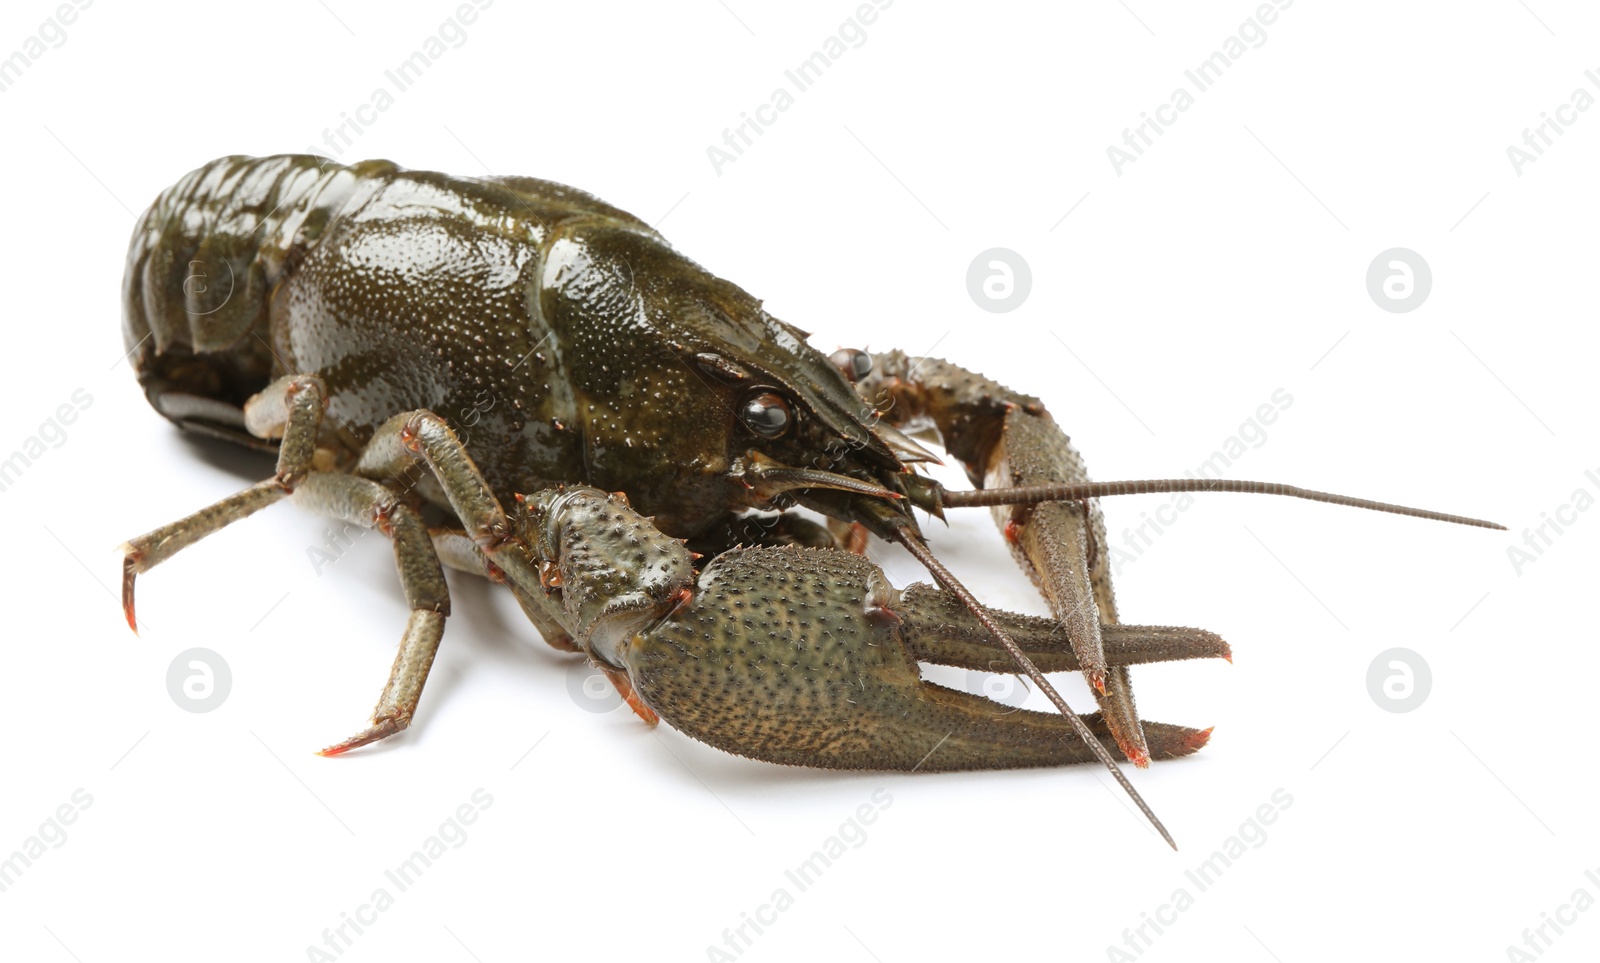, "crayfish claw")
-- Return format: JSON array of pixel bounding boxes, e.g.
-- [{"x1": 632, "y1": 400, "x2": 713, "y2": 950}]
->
[{"x1": 620, "y1": 547, "x2": 1214, "y2": 773}]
